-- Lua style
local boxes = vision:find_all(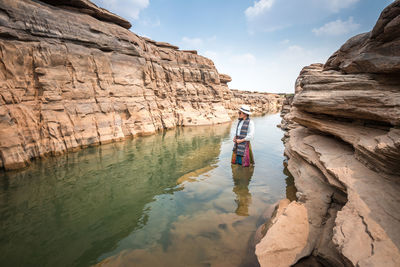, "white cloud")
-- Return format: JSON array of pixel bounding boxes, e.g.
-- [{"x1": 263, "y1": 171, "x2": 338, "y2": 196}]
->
[
  {"x1": 203, "y1": 51, "x2": 256, "y2": 67},
  {"x1": 245, "y1": 0, "x2": 275, "y2": 19},
  {"x1": 312, "y1": 17, "x2": 360, "y2": 36},
  {"x1": 280, "y1": 39, "x2": 290, "y2": 45},
  {"x1": 140, "y1": 17, "x2": 160, "y2": 27},
  {"x1": 181, "y1": 37, "x2": 204, "y2": 48},
  {"x1": 232, "y1": 53, "x2": 257, "y2": 65},
  {"x1": 323, "y1": 0, "x2": 360, "y2": 13},
  {"x1": 287, "y1": 45, "x2": 303, "y2": 53},
  {"x1": 204, "y1": 50, "x2": 218, "y2": 59},
  {"x1": 201, "y1": 45, "x2": 332, "y2": 93},
  {"x1": 207, "y1": 36, "x2": 217, "y2": 42},
  {"x1": 245, "y1": 0, "x2": 360, "y2": 34},
  {"x1": 92, "y1": 0, "x2": 149, "y2": 20},
  {"x1": 181, "y1": 36, "x2": 217, "y2": 50}
]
